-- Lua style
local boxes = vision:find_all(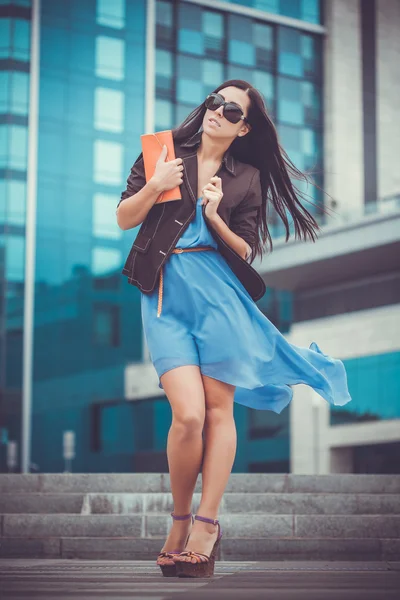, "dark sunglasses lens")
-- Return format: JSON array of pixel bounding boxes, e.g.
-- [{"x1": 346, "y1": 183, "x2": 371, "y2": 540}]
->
[
  {"x1": 224, "y1": 104, "x2": 243, "y2": 123},
  {"x1": 205, "y1": 93, "x2": 223, "y2": 110},
  {"x1": 205, "y1": 94, "x2": 245, "y2": 124}
]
